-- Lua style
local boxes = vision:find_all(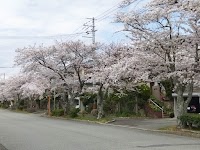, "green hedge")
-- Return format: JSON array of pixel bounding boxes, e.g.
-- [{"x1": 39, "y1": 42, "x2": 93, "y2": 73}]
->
[
  {"x1": 69, "y1": 108, "x2": 80, "y2": 118},
  {"x1": 51, "y1": 109, "x2": 64, "y2": 117},
  {"x1": 179, "y1": 114, "x2": 200, "y2": 128}
]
